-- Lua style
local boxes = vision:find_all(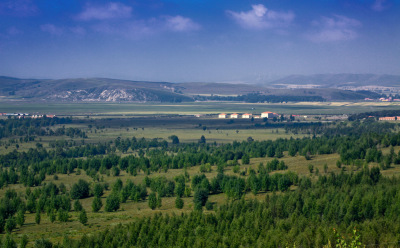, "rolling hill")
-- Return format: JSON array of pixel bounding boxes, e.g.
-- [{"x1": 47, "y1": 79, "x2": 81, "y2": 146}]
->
[
  {"x1": 266, "y1": 73, "x2": 400, "y2": 88},
  {"x1": 0, "y1": 75, "x2": 390, "y2": 102}
]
